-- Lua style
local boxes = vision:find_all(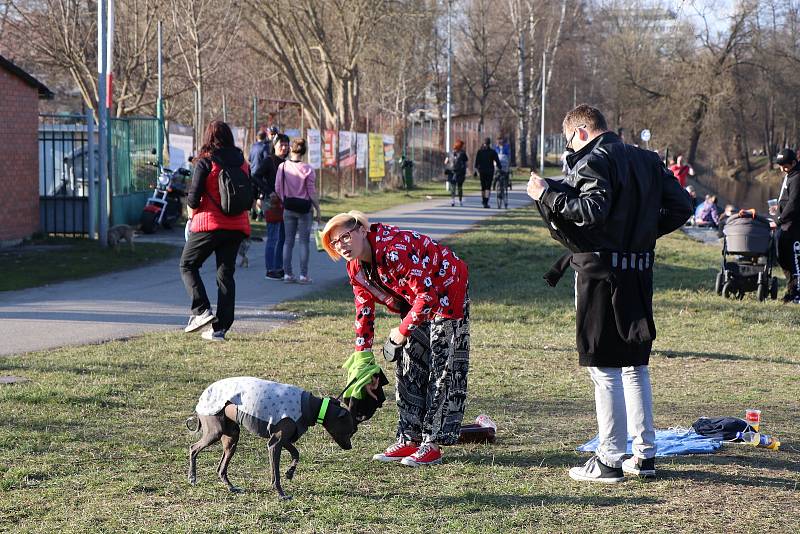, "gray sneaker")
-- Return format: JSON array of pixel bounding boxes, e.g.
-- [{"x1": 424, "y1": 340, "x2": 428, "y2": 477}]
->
[
  {"x1": 568, "y1": 456, "x2": 625, "y2": 484},
  {"x1": 622, "y1": 456, "x2": 656, "y2": 478},
  {"x1": 184, "y1": 309, "x2": 215, "y2": 333},
  {"x1": 201, "y1": 328, "x2": 226, "y2": 342}
]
